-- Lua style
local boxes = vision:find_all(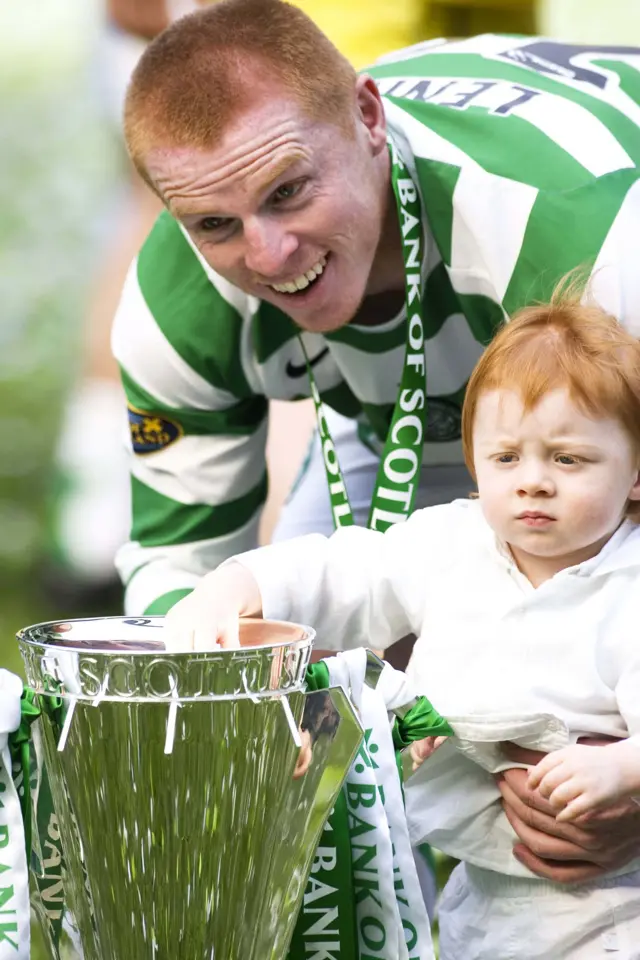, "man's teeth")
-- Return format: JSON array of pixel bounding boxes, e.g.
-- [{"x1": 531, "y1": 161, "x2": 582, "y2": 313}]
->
[{"x1": 271, "y1": 256, "x2": 327, "y2": 294}]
